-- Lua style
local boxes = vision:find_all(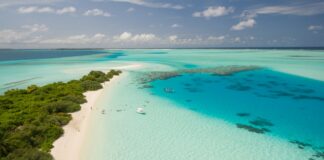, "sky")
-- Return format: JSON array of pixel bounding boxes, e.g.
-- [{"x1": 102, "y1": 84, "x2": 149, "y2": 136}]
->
[{"x1": 0, "y1": 0, "x2": 324, "y2": 48}]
